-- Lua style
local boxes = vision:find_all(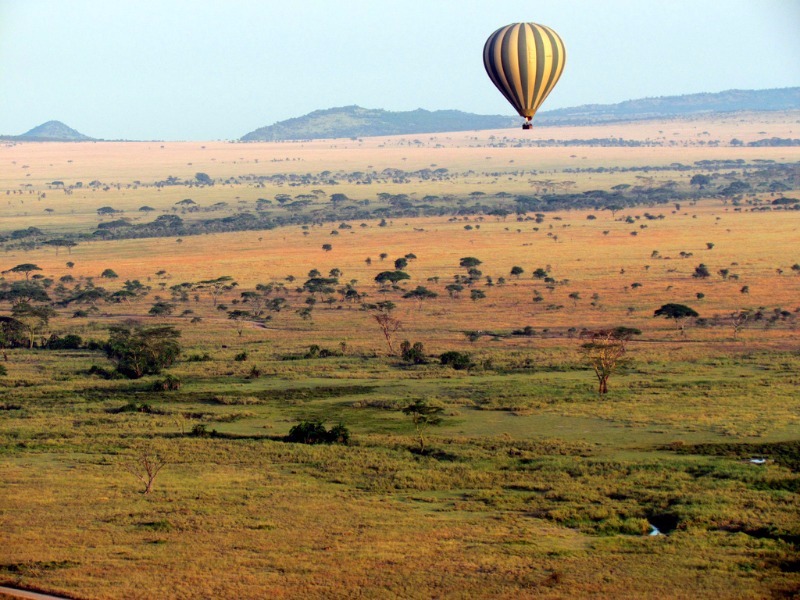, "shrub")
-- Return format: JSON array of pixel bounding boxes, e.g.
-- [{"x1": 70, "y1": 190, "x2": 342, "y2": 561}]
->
[
  {"x1": 440, "y1": 351, "x2": 473, "y2": 370},
  {"x1": 87, "y1": 365, "x2": 121, "y2": 379},
  {"x1": 190, "y1": 424, "x2": 217, "y2": 437},
  {"x1": 45, "y1": 333, "x2": 84, "y2": 350},
  {"x1": 286, "y1": 421, "x2": 350, "y2": 445},
  {"x1": 234, "y1": 351, "x2": 248, "y2": 361},
  {"x1": 109, "y1": 402, "x2": 162, "y2": 414},
  {"x1": 153, "y1": 374, "x2": 181, "y2": 391},
  {"x1": 400, "y1": 340, "x2": 426, "y2": 364}
]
